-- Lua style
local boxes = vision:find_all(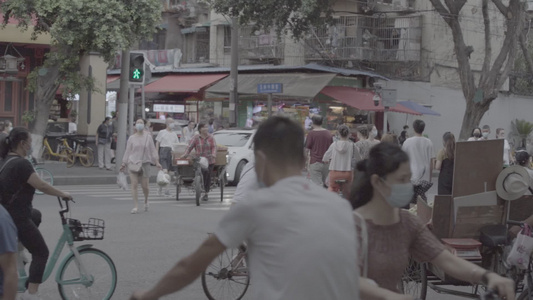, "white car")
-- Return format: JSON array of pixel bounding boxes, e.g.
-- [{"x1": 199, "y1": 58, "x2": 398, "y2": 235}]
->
[{"x1": 213, "y1": 129, "x2": 256, "y2": 185}]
